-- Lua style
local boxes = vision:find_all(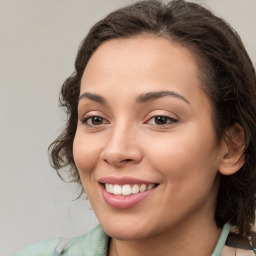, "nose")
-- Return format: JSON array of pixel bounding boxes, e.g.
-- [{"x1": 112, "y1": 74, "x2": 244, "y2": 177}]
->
[{"x1": 100, "y1": 125, "x2": 143, "y2": 168}]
